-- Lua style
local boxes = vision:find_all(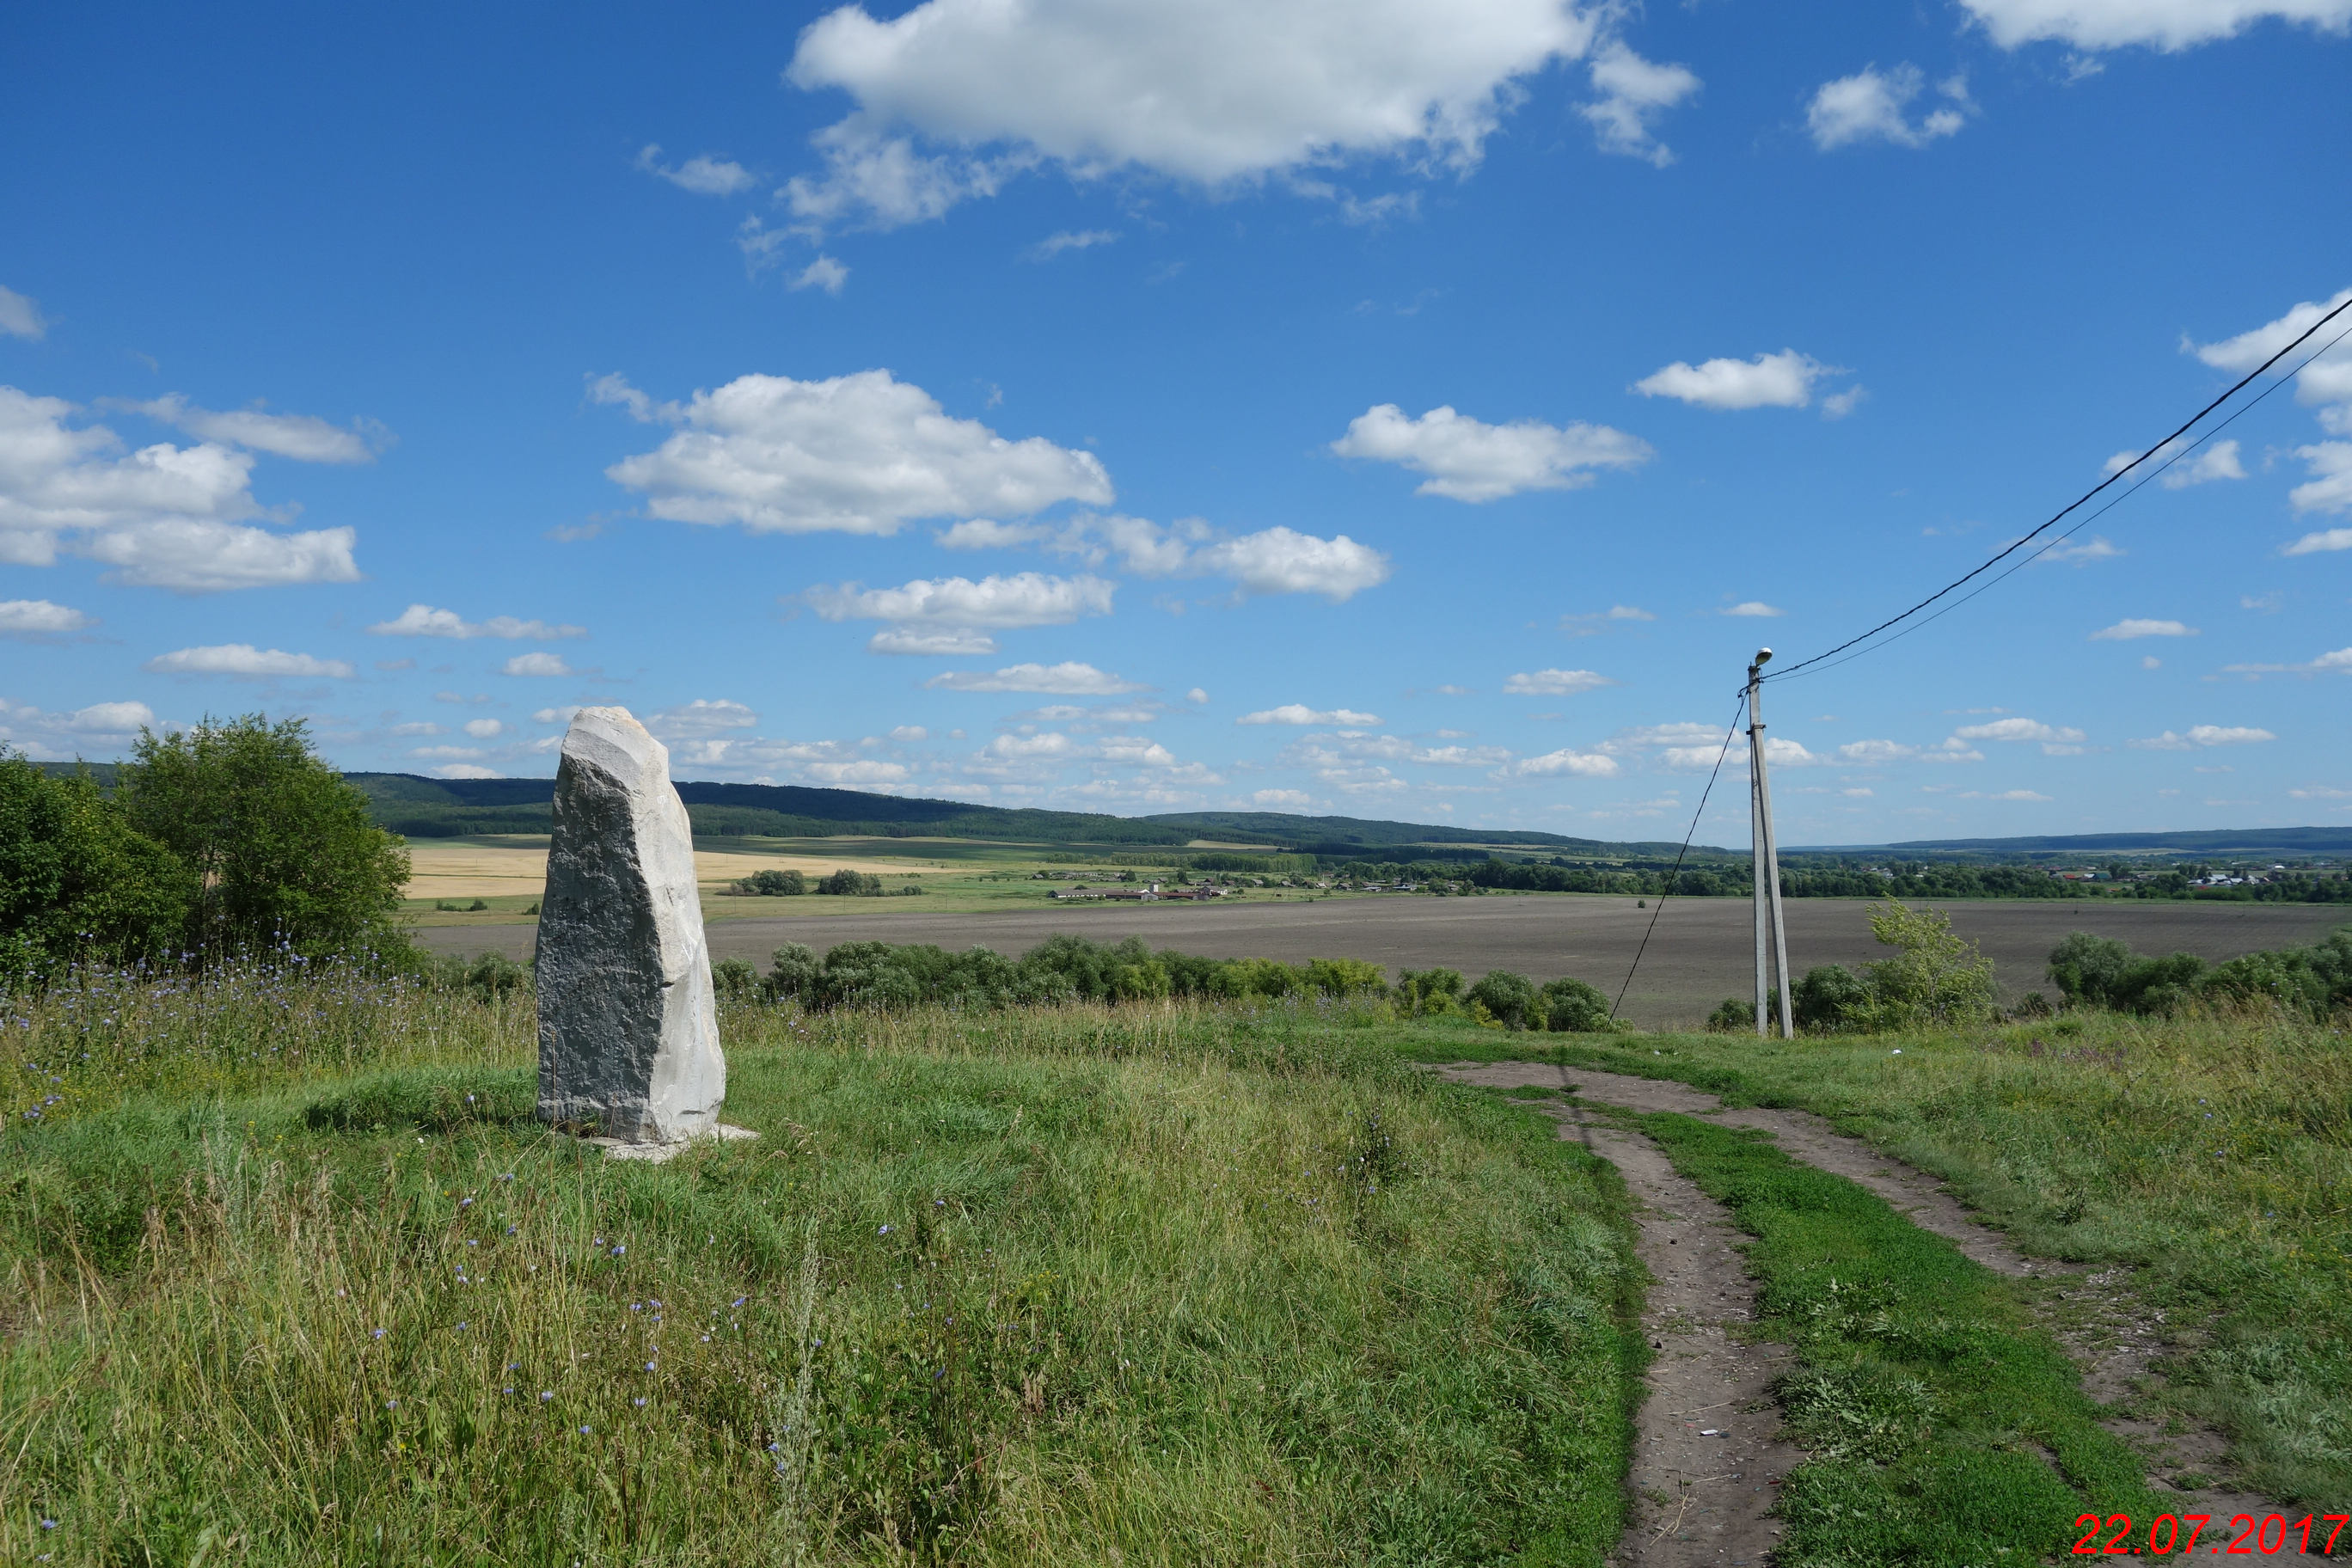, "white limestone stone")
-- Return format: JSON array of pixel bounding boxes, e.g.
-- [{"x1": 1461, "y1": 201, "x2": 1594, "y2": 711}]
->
[{"x1": 536, "y1": 706, "x2": 726, "y2": 1144}]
